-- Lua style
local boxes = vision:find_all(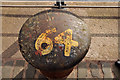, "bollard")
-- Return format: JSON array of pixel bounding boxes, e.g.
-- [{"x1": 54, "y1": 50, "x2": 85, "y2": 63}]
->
[{"x1": 18, "y1": 9, "x2": 91, "y2": 79}]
